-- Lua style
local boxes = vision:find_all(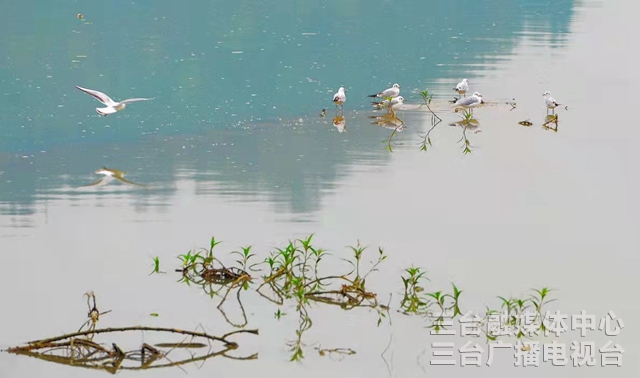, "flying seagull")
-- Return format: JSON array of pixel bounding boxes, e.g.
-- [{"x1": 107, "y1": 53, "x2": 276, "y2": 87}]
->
[
  {"x1": 80, "y1": 167, "x2": 147, "y2": 188},
  {"x1": 75, "y1": 86, "x2": 154, "y2": 116}
]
